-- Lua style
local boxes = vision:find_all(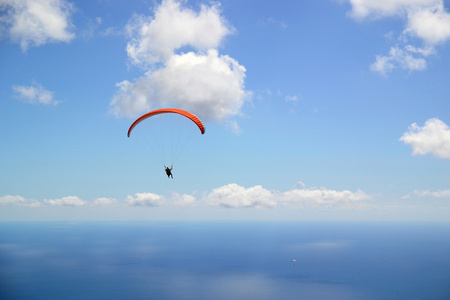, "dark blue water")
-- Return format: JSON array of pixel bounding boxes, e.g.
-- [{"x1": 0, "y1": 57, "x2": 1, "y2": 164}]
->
[{"x1": 1, "y1": 222, "x2": 449, "y2": 299}]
